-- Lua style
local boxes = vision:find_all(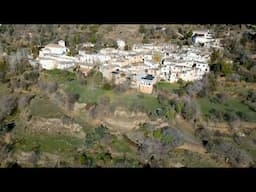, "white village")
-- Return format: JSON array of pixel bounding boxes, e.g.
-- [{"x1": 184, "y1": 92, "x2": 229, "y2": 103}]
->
[{"x1": 30, "y1": 30, "x2": 223, "y2": 94}]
